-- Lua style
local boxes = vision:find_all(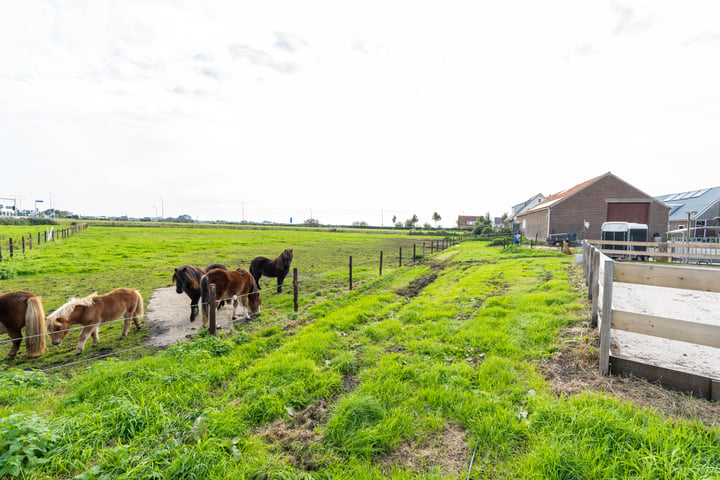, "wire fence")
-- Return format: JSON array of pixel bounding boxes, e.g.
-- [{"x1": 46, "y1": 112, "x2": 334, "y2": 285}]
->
[
  {"x1": 0, "y1": 224, "x2": 89, "y2": 261},
  {"x1": 0, "y1": 235, "x2": 464, "y2": 370}
]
